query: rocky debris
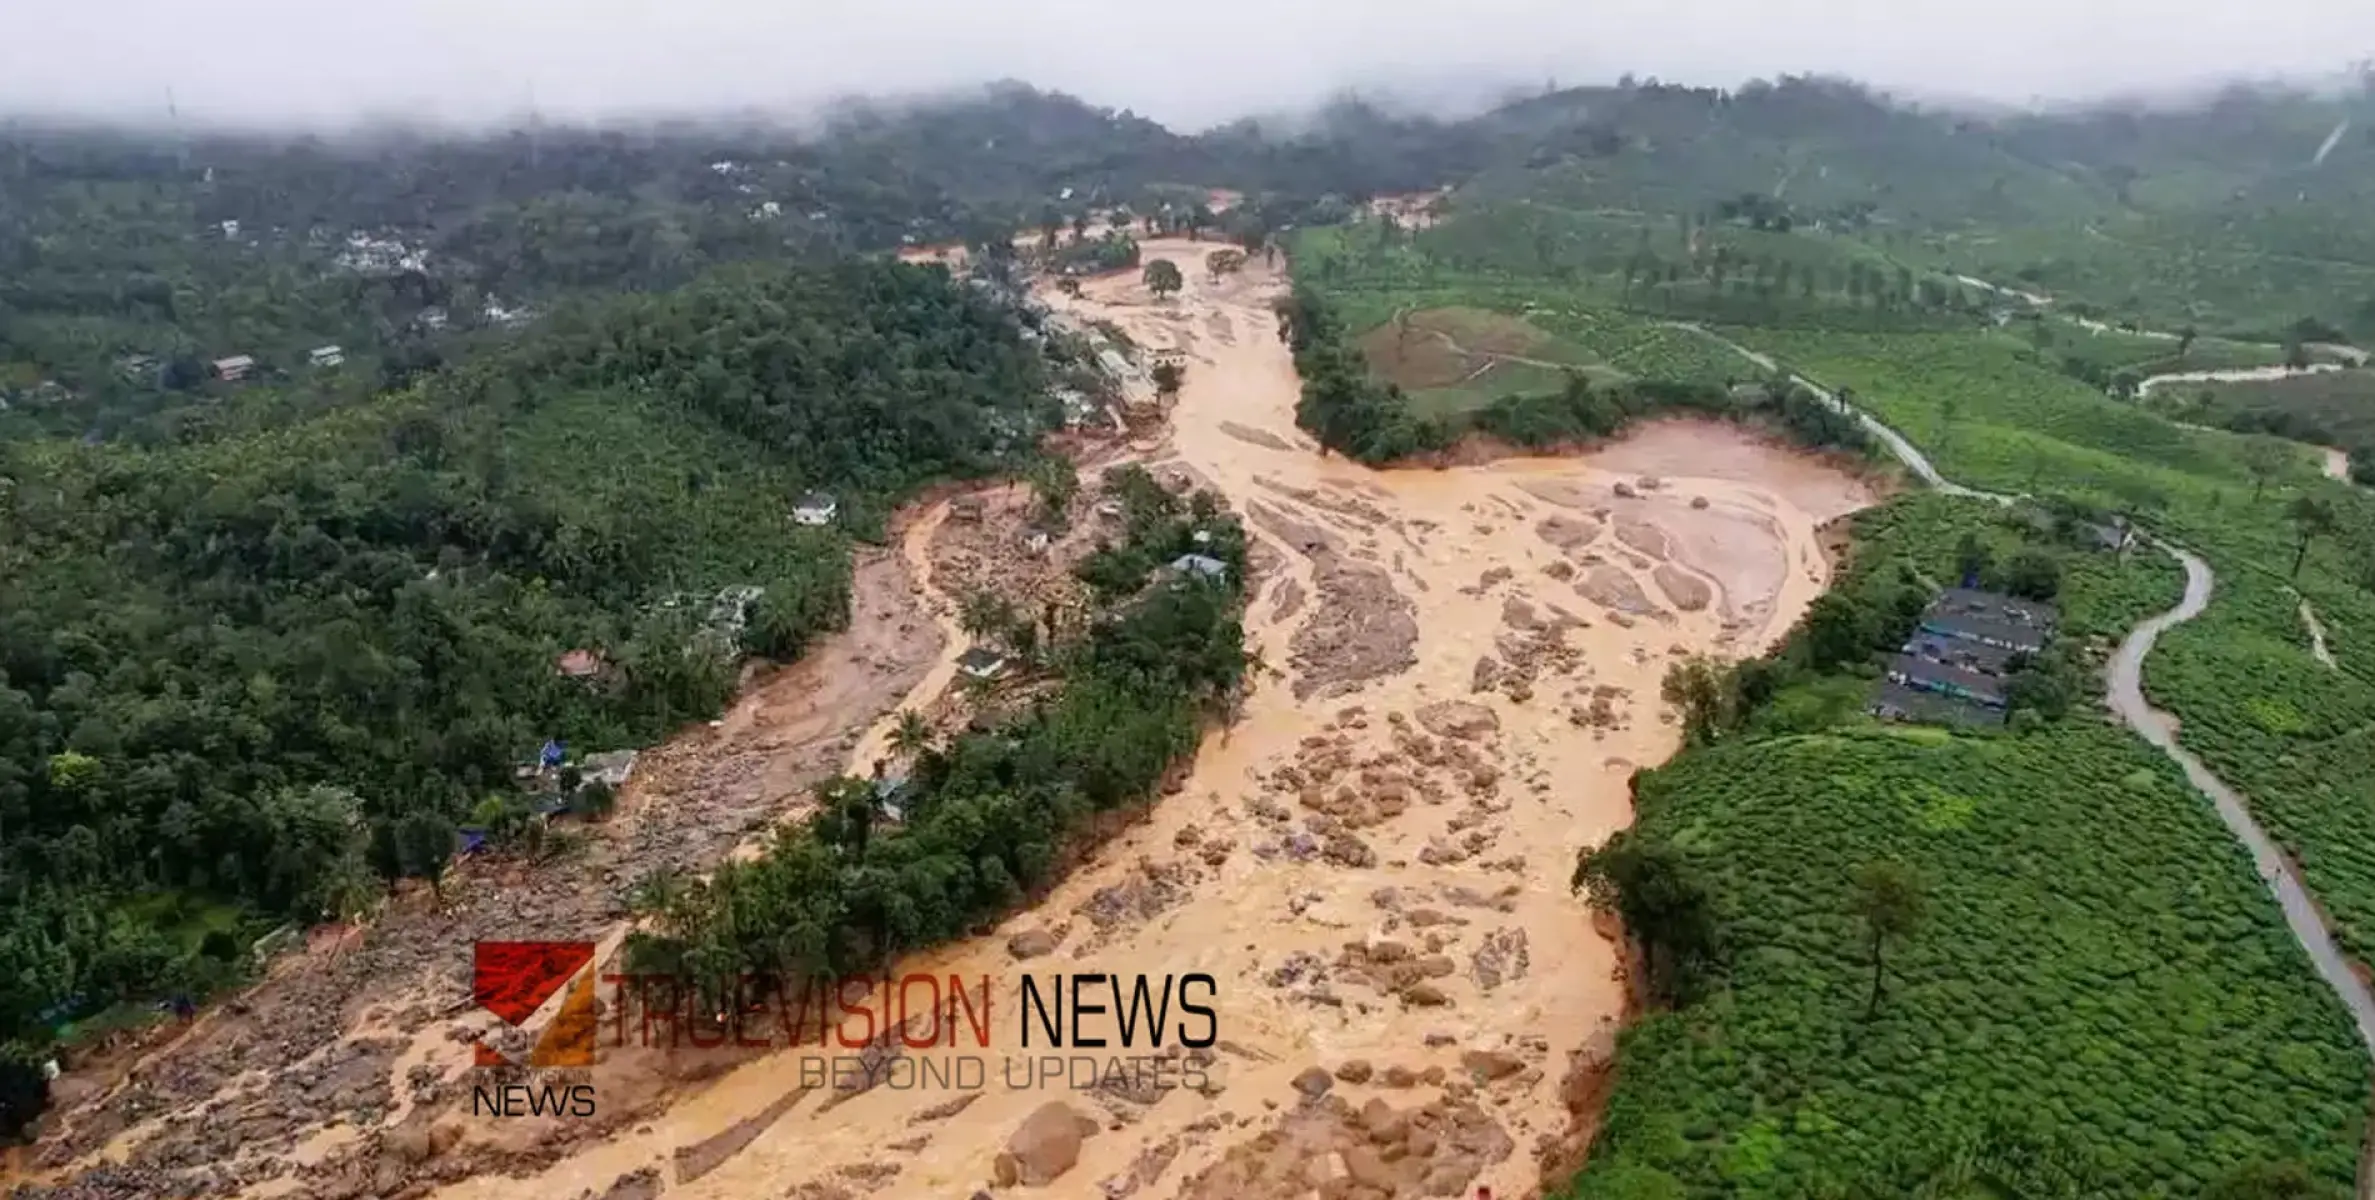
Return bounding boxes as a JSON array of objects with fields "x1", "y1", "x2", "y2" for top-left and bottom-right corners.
[
  {"x1": 1401, "y1": 982, "x2": 1453, "y2": 1008},
  {"x1": 1008, "y1": 928, "x2": 1062, "y2": 960},
  {"x1": 1443, "y1": 884, "x2": 1522, "y2": 913},
  {"x1": 1570, "y1": 684, "x2": 1628, "y2": 731},
  {"x1": 1291, "y1": 1067, "x2": 1335, "y2": 1099},
  {"x1": 1415, "y1": 700, "x2": 1500, "y2": 741},
  {"x1": 1612, "y1": 481, "x2": 1638, "y2": 499},
  {"x1": 1251, "y1": 501, "x2": 1418, "y2": 702},
  {"x1": 1470, "y1": 927, "x2": 1532, "y2": 992},
  {"x1": 1460, "y1": 1049, "x2": 1527, "y2": 1083},
  {"x1": 1690, "y1": 495, "x2": 1712, "y2": 510},
  {"x1": 1333, "y1": 1060, "x2": 1373, "y2": 1085},
  {"x1": 1073, "y1": 858, "x2": 1195, "y2": 944},
  {"x1": 994, "y1": 1101, "x2": 1099, "y2": 1187},
  {"x1": 1534, "y1": 515, "x2": 1601, "y2": 555},
  {"x1": 1334, "y1": 941, "x2": 1462, "y2": 1009},
  {"x1": 1172, "y1": 1089, "x2": 1514, "y2": 1200},
  {"x1": 1099, "y1": 1132, "x2": 1187, "y2": 1199},
  {"x1": 838, "y1": 1161, "x2": 902, "y2": 1190},
  {"x1": 1469, "y1": 654, "x2": 1504, "y2": 694},
  {"x1": 1267, "y1": 951, "x2": 1329, "y2": 989},
  {"x1": 1321, "y1": 830, "x2": 1378, "y2": 869},
  {"x1": 1464, "y1": 566, "x2": 1514, "y2": 596},
  {"x1": 1636, "y1": 475, "x2": 1663, "y2": 490},
  {"x1": 587, "y1": 1167, "x2": 664, "y2": 1200}
]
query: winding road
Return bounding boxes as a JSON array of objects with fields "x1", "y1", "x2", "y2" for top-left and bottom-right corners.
[
  {"x1": 1689, "y1": 326, "x2": 2375, "y2": 1068},
  {"x1": 2108, "y1": 548, "x2": 2375, "y2": 1054}
]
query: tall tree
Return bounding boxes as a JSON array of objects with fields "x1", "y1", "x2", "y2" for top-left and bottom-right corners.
[
  {"x1": 1142, "y1": 258, "x2": 1184, "y2": 299},
  {"x1": 2290, "y1": 495, "x2": 2337, "y2": 578},
  {"x1": 888, "y1": 710, "x2": 934, "y2": 764},
  {"x1": 1660, "y1": 657, "x2": 1734, "y2": 744},
  {"x1": 1851, "y1": 859, "x2": 1926, "y2": 1019},
  {"x1": 2242, "y1": 437, "x2": 2292, "y2": 501},
  {"x1": 396, "y1": 811, "x2": 457, "y2": 900},
  {"x1": 1028, "y1": 456, "x2": 1078, "y2": 522}
]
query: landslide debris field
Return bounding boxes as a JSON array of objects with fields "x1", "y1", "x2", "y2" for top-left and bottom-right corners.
[{"x1": 16, "y1": 241, "x2": 1875, "y2": 1200}]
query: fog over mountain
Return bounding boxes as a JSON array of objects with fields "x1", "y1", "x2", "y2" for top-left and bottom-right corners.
[{"x1": 3, "y1": 0, "x2": 2372, "y2": 129}]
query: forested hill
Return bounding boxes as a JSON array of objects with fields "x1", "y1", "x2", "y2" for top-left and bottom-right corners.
[
  {"x1": 0, "y1": 258, "x2": 1047, "y2": 1050},
  {"x1": 16, "y1": 74, "x2": 2375, "y2": 441}
]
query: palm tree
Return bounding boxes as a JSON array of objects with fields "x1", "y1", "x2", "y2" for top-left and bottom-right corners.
[
  {"x1": 958, "y1": 589, "x2": 1009, "y2": 640},
  {"x1": 888, "y1": 710, "x2": 933, "y2": 763}
]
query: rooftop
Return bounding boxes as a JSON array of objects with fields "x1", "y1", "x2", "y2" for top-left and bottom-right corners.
[
  {"x1": 1887, "y1": 654, "x2": 2007, "y2": 705},
  {"x1": 1936, "y1": 587, "x2": 2056, "y2": 628}
]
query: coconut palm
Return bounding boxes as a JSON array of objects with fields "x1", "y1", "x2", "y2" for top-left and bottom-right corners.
[{"x1": 889, "y1": 710, "x2": 933, "y2": 762}]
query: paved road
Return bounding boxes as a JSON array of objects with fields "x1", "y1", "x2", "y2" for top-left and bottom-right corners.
[
  {"x1": 1690, "y1": 324, "x2": 2375, "y2": 1072},
  {"x1": 2107, "y1": 546, "x2": 2375, "y2": 1056}
]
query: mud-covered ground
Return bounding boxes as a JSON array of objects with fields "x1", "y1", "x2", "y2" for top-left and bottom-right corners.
[{"x1": 13, "y1": 239, "x2": 1875, "y2": 1200}]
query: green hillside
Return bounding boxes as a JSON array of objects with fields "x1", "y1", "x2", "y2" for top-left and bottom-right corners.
[{"x1": 0, "y1": 259, "x2": 1048, "y2": 1049}]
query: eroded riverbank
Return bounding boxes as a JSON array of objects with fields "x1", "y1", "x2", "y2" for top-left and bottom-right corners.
[
  {"x1": 398, "y1": 244, "x2": 1876, "y2": 1200},
  {"x1": 14, "y1": 243, "x2": 1880, "y2": 1200}
]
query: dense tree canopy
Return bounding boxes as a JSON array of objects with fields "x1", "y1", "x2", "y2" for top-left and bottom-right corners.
[{"x1": 0, "y1": 258, "x2": 1047, "y2": 1048}]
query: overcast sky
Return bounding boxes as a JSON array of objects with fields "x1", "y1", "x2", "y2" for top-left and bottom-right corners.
[{"x1": 2, "y1": 0, "x2": 2368, "y2": 130}]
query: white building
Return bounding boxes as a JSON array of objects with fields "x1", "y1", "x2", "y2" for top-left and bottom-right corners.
[
  {"x1": 212, "y1": 355, "x2": 256, "y2": 383},
  {"x1": 309, "y1": 345, "x2": 345, "y2": 368},
  {"x1": 792, "y1": 493, "x2": 839, "y2": 526},
  {"x1": 957, "y1": 646, "x2": 1009, "y2": 680}
]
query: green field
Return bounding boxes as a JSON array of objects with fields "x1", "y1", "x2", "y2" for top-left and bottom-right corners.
[
  {"x1": 2149, "y1": 368, "x2": 2375, "y2": 477},
  {"x1": 1564, "y1": 493, "x2": 2366, "y2": 1198},
  {"x1": 1720, "y1": 323, "x2": 2375, "y2": 975}
]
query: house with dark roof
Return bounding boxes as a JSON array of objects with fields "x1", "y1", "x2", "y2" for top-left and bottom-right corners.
[
  {"x1": 1874, "y1": 586, "x2": 2058, "y2": 725},
  {"x1": 1886, "y1": 654, "x2": 2007, "y2": 709}
]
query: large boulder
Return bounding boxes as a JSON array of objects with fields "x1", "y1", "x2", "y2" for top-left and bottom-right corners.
[
  {"x1": 1416, "y1": 701, "x2": 1500, "y2": 741},
  {"x1": 994, "y1": 1101, "x2": 1098, "y2": 1187},
  {"x1": 1007, "y1": 928, "x2": 1060, "y2": 960}
]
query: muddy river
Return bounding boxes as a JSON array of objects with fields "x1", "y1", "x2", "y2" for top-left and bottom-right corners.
[
  {"x1": 414, "y1": 244, "x2": 1873, "y2": 1200},
  {"x1": 17, "y1": 242, "x2": 1874, "y2": 1200}
]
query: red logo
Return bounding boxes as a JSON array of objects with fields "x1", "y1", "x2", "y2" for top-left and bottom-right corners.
[{"x1": 472, "y1": 941, "x2": 597, "y2": 1068}]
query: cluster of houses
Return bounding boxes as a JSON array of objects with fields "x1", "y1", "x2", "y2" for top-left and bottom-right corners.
[{"x1": 1872, "y1": 587, "x2": 2057, "y2": 726}]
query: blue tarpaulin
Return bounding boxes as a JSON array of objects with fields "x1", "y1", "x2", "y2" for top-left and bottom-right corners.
[{"x1": 540, "y1": 739, "x2": 565, "y2": 768}]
